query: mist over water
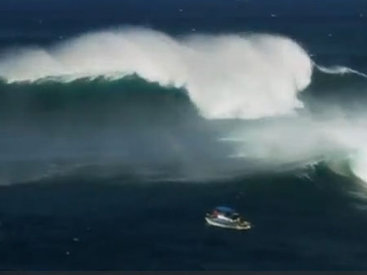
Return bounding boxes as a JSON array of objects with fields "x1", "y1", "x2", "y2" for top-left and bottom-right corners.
[
  {"x1": 1, "y1": 28, "x2": 367, "y2": 185},
  {"x1": 0, "y1": 28, "x2": 312, "y2": 119}
]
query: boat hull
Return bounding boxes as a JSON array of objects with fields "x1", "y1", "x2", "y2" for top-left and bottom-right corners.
[{"x1": 205, "y1": 217, "x2": 251, "y2": 230}]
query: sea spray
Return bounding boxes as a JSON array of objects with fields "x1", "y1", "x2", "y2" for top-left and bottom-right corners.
[
  {"x1": 2, "y1": 28, "x2": 367, "y2": 184},
  {"x1": 0, "y1": 28, "x2": 313, "y2": 119}
]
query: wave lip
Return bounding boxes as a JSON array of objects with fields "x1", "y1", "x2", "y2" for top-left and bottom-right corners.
[{"x1": 0, "y1": 28, "x2": 313, "y2": 120}]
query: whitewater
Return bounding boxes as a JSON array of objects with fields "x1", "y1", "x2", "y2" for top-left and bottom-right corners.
[
  {"x1": 0, "y1": 27, "x2": 313, "y2": 119},
  {"x1": 1, "y1": 27, "x2": 367, "y2": 183}
]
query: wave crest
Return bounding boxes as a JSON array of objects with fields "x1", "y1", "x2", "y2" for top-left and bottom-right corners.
[{"x1": 0, "y1": 28, "x2": 313, "y2": 119}]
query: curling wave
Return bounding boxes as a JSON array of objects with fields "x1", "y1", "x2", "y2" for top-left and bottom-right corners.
[
  {"x1": 1, "y1": 27, "x2": 367, "y2": 185},
  {"x1": 0, "y1": 27, "x2": 313, "y2": 119}
]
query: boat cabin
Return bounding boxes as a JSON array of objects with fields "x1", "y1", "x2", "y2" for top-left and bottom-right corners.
[{"x1": 211, "y1": 206, "x2": 241, "y2": 221}]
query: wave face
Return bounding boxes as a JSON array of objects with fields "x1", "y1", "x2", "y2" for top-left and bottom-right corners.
[
  {"x1": 0, "y1": 28, "x2": 312, "y2": 119},
  {"x1": 0, "y1": 76, "x2": 262, "y2": 185},
  {"x1": 1, "y1": 28, "x2": 367, "y2": 185}
]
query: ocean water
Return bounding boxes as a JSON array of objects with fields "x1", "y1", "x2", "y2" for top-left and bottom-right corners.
[{"x1": 1, "y1": 0, "x2": 367, "y2": 270}]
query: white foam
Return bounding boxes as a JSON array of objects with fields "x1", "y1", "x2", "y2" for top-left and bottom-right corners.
[
  {"x1": 221, "y1": 116, "x2": 367, "y2": 184},
  {"x1": 5, "y1": 27, "x2": 367, "y2": 184},
  {"x1": 316, "y1": 64, "x2": 367, "y2": 79},
  {"x1": 0, "y1": 28, "x2": 313, "y2": 119}
]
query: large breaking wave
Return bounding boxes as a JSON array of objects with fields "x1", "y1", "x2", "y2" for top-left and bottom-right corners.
[
  {"x1": 1, "y1": 27, "x2": 367, "y2": 184},
  {"x1": 0, "y1": 28, "x2": 312, "y2": 119}
]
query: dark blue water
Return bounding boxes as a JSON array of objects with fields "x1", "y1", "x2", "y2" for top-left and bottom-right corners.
[
  {"x1": 0, "y1": 167, "x2": 366, "y2": 270},
  {"x1": 1, "y1": 0, "x2": 367, "y2": 270}
]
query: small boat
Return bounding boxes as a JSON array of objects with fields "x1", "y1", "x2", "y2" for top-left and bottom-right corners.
[{"x1": 205, "y1": 206, "x2": 251, "y2": 230}]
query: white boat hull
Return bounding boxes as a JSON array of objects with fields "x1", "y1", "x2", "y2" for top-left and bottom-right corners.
[{"x1": 205, "y1": 217, "x2": 251, "y2": 230}]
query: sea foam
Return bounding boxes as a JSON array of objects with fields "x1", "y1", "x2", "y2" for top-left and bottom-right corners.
[
  {"x1": 0, "y1": 28, "x2": 313, "y2": 119},
  {"x1": 2, "y1": 27, "x2": 367, "y2": 185}
]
